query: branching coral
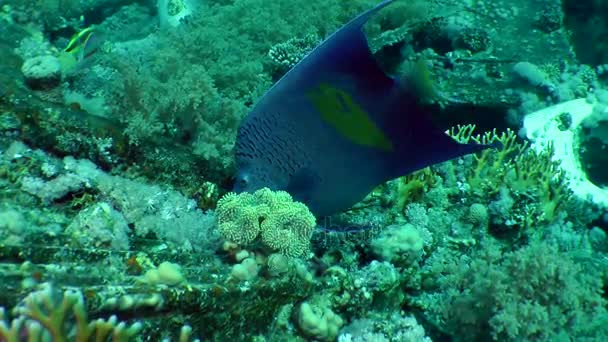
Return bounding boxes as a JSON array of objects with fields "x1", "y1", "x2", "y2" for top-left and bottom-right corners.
[
  {"x1": 0, "y1": 285, "x2": 142, "y2": 342},
  {"x1": 449, "y1": 125, "x2": 526, "y2": 192},
  {"x1": 449, "y1": 125, "x2": 572, "y2": 228},
  {"x1": 393, "y1": 167, "x2": 437, "y2": 212}
]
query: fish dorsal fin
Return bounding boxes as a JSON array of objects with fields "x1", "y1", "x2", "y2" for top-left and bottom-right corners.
[
  {"x1": 270, "y1": 0, "x2": 397, "y2": 93},
  {"x1": 266, "y1": 0, "x2": 398, "y2": 152}
]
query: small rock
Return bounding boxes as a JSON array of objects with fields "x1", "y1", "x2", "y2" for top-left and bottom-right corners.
[{"x1": 21, "y1": 55, "x2": 62, "y2": 90}]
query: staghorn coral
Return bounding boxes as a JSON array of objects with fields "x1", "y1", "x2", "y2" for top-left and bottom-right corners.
[
  {"x1": 449, "y1": 124, "x2": 526, "y2": 193},
  {"x1": 449, "y1": 125, "x2": 573, "y2": 230}
]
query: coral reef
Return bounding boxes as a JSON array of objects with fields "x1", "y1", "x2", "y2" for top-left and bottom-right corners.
[
  {"x1": 0, "y1": 284, "x2": 142, "y2": 342},
  {"x1": 0, "y1": 0, "x2": 607, "y2": 341}
]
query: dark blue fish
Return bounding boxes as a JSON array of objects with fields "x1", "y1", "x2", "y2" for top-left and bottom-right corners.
[{"x1": 233, "y1": 0, "x2": 490, "y2": 216}]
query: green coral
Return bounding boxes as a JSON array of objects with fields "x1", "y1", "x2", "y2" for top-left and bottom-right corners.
[
  {"x1": 449, "y1": 125, "x2": 526, "y2": 193},
  {"x1": 216, "y1": 188, "x2": 316, "y2": 258},
  {"x1": 0, "y1": 285, "x2": 142, "y2": 342},
  {"x1": 449, "y1": 125, "x2": 572, "y2": 228},
  {"x1": 268, "y1": 33, "x2": 320, "y2": 72},
  {"x1": 417, "y1": 240, "x2": 608, "y2": 341}
]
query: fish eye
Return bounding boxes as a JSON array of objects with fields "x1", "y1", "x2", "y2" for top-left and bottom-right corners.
[
  {"x1": 232, "y1": 174, "x2": 249, "y2": 193},
  {"x1": 235, "y1": 173, "x2": 249, "y2": 189}
]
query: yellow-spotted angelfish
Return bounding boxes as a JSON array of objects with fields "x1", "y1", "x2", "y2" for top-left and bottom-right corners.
[{"x1": 233, "y1": 0, "x2": 491, "y2": 217}]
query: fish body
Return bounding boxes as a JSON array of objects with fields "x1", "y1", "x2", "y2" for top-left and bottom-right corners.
[
  {"x1": 59, "y1": 26, "x2": 104, "y2": 75},
  {"x1": 234, "y1": 0, "x2": 490, "y2": 216}
]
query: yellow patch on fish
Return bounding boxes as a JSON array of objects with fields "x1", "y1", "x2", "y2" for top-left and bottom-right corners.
[
  {"x1": 64, "y1": 26, "x2": 96, "y2": 55},
  {"x1": 308, "y1": 83, "x2": 393, "y2": 151}
]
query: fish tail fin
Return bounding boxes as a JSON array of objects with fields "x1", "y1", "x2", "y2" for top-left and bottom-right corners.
[
  {"x1": 393, "y1": 103, "x2": 490, "y2": 171},
  {"x1": 383, "y1": 63, "x2": 494, "y2": 176},
  {"x1": 336, "y1": 0, "x2": 490, "y2": 167}
]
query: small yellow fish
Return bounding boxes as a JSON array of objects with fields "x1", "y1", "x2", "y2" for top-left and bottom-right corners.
[
  {"x1": 58, "y1": 26, "x2": 101, "y2": 75},
  {"x1": 64, "y1": 26, "x2": 96, "y2": 57}
]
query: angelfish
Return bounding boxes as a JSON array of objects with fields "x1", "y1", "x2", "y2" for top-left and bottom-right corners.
[{"x1": 233, "y1": 0, "x2": 491, "y2": 216}]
